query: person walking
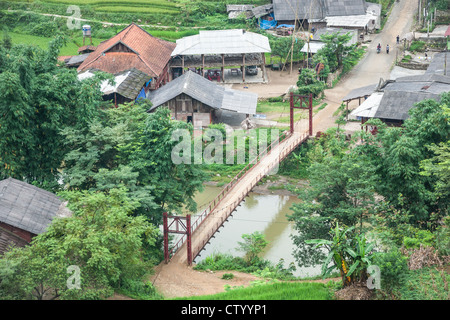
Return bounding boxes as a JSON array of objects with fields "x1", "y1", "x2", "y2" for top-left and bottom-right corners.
[
  {"x1": 386, "y1": 44, "x2": 390, "y2": 54},
  {"x1": 396, "y1": 35, "x2": 400, "y2": 44}
]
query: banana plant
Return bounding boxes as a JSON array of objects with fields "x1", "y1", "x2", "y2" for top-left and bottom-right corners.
[
  {"x1": 306, "y1": 222, "x2": 355, "y2": 286},
  {"x1": 344, "y1": 233, "x2": 375, "y2": 283}
]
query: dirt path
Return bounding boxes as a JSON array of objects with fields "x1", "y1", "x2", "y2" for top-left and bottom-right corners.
[
  {"x1": 152, "y1": 1, "x2": 418, "y2": 300},
  {"x1": 150, "y1": 262, "x2": 261, "y2": 298},
  {"x1": 312, "y1": 0, "x2": 418, "y2": 133}
]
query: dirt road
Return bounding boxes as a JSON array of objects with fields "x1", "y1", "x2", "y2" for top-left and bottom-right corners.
[
  {"x1": 313, "y1": 0, "x2": 418, "y2": 133},
  {"x1": 150, "y1": 0, "x2": 418, "y2": 299}
]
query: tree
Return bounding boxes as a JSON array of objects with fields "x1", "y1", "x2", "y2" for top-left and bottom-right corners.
[
  {"x1": 288, "y1": 130, "x2": 377, "y2": 267},
  {"x1": 134, "y1": 107, "x2": 207, "y2": 219},
  {"x1": 236, "y1": 231, "x2": 269, "y2": 265},
  {"x1": 296, "y1": 68, "x2": 326, "y2": 98},
  {"x1": 0, "y1": 36, "x2": 107, "y2": 189},
  {"x1": 61, "y1": 104, "x2": 207, "y2": 224},
  {"x1": 420, "y1": 105, "x2": 450, "y2": 212},
  {"x1": 0, "y1": 188, "x2": 160, "y2": 300},
  {"x1": 361, "y1": 94, "x2": 450, "y2": 225},
  {"x1": 1, "y1": 29, "x2": 12, "y2": 50},
  {"x1": 317, "y1": 31, "x2": 353, "y2": 71}
]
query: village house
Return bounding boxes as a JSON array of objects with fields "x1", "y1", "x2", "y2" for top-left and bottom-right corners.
[
  {"x1": 77, "y1": 23, "x2": 176, "y2": 104},
  {"x1": 347, "y1": 52, "x2": 450, "y2": 126},
  {"x1": 169, "y1": 29, "x2": 271, "y2": 83},
  {"x1": 0, "y1": 178, "x2": 71, "y2": 255},
  {"x1": 301, "y1": 27, "x2": 358, "y2": 57},
  {"x1": 272, "y1": 0, "x2": 380, "y2": 34},
  {"x1": 146, "y1": 70, "x2": 258, "y2": 128}
]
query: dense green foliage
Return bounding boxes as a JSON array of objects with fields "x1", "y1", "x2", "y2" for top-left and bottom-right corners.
[
  {"x1": 61, "y1": 103, "x2": 207, "y2": 223},
  {"x1": 0, "y1": 40, "x2": 207, "y2": 299},
  {"x1": 0, "y1": 35, "x2": 106, "y2": 188},
  {"x1": 0, "y1": 188, "x2": 161, "y2": 300},
  {"x1": 297, "y1": 31, "x2": 364, "y2": 97},
  {"x1": 288, "y1": 93, "x2": 450, "y2": 299}
]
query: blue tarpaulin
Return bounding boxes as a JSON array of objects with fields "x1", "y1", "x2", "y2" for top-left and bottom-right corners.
[
  {"x1": 135, "y1": 87, "x2": 146, "y2": 102},
  {"x1": 259, "y1": 13, "x2": 277, "y2": 29},
  {"x1": 276, "y1": 24, "x2": 295, "y2": 29},
  {"x1": 136, "y1": 78, "x2": 152, "y2": 102}
]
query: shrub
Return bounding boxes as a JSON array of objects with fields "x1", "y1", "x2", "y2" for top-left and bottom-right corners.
[
  {"x1": 409, "y1": 41, "x2": 426, "y2": 52},
  {"x1": 119, "y1": 279, "x2": 163, "y2": 300},
  {"x1": 435, "y1": 216, "x2": 450, "y2": 256},
  {"x1": 373, "y1": 249, "x2": 409, "y2": 295},
  {"x1": 297, "y1": 68, "x2": 326, "y2": 98},
  {"x1": 221, "y1": 273, "x2": 234, "y2": 280},
  {"x1": 29, "y1": 21, "x2": 60, "y2": 37},
  {"x1": 236, "y1": 231, "x2": 269, "y2": 265},
  {"x1": 399, "y1": 267, "x2": 450, "y2": 300},
  {"x1": 402, "y1": 229, "x2": 435, "y2": 249}
]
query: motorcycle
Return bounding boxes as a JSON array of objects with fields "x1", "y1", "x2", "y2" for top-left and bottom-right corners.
[{"x1": 377, "y1": 47, "x2": 381, "y2": 54}]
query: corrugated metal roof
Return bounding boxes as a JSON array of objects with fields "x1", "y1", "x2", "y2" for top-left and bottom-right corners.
[
  {"x1": 343, "y1": 83, "x2": 378, "y2": 101},
  {"x1": 252, "y1": 4, "x2": 273, "y2": 18},
  {"x1": 0, "y1": 178, "x2": 64, "y2": 235},
  {"x1": 313, "y1": 27, "x2": 358, "y2": 44},
  {"x1": 349, "y1": 74, "x2": 450, "y2": 121},
  {"x1": 325, "y1": 14, "x2": 375, "y2": 27},
  {"x1": 300, "y1": 41, "x2": 326, "y2": 53},
  {"x1": 78, "y1": 68, "x2": 149, "y2": 99},
  {"x1": 147, "y1": 71, "x2": 257, "y2": 115},
  {"x1": 66, "y1": 53, "x2": 90, "y2": 67},
  {"x1": 350, "y1": 92, "x2": 383, "y2": 117},
  {"x1": 425, "y1": 52, "x2": 450, "y2": 76},
  {"x1": 171, "y1": 29, "x2": 271, "y2": 56},
  {"x1": 147, "y1": 71, "x2": 224, "y2": 110},
  {"x1": 374, "y1": 90, "x2": 439, "y2": 121},
  {"x1": 222, "y1": 88, "x2": 258, "y2": 114},
  {"x1": 227, "y1": 5, "x2": 254, "y2": 12},
  {"x1": 273, "y1": 0, "x2": 366, "y2": 21}
]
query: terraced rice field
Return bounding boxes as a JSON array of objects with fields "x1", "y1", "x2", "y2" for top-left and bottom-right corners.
[{"x1": 6, "y1": 0, "x2": 181, "y2": 15}]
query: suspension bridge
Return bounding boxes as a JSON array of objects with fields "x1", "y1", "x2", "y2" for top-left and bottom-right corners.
[{"x1": 163, "y1": 93, "x2": 313, "y2": 266}]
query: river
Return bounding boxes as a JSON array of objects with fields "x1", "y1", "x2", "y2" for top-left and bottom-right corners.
[{"x1": 190, "y1": 185, "x2": 321, "y2": 278}]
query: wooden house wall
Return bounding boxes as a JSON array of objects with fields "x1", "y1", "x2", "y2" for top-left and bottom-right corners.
[
  {"x1": 164, "y1": 93, "x2": 214, "y2": 126},
  {"x1": 106, "y1": 42, "x2": 134, "y2": 53},
  {"x1": 0, "y1": 222, "x2": 32, "y2": 255}
]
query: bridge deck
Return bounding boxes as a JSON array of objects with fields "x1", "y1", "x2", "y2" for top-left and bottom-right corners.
[{"x1": 170, "y1": 131, "x2": 308, "y2": 265}]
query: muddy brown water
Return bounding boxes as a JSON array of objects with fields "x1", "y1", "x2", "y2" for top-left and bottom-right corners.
[{"x1": 184, "y1": 185, "x2": 321, "y2": 278}]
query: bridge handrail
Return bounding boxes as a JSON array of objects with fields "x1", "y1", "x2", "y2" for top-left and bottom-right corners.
[
  {"x1": 168, "y1": 131, "x2": 307, "y2": 259},
  {"x1": 190, "y1": 132, "x2": 308, "y2": 257}
]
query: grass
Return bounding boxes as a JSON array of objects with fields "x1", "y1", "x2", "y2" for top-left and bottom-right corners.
[
  {"x1": 8, "y1": 32, "x2": 105, "y2": 55},
  {"x1": 94, "y1": 6, "x2": 179, "y2": 15},
  {"x1": 173, "y1": 281, "x2": 331, "y2": 300},
  {"x1": 409, "y1": 40, "x2": 426, "y2": 53},
  {"x1": 256, "y1": 100, "x2": 290, "y2": 114},
  {"x1": 31, "y1": 0, "x2": 181, "y2": 14}
]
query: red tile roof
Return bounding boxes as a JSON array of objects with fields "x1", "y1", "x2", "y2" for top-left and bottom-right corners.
[
  {"x1": 77, "y1": 23, "x2": 176, "y2": 77},
  {"x1": 445, "y1": 24, "x2": 450, "y2": 37}
]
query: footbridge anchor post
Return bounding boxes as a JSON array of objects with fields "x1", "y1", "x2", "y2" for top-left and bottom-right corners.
[
  {"x1": 290, "y1": 92, "x2": 313, "y2": 135},
  {"x1": 163, "y1": 212, "x2": 192, "y2": 265}
]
